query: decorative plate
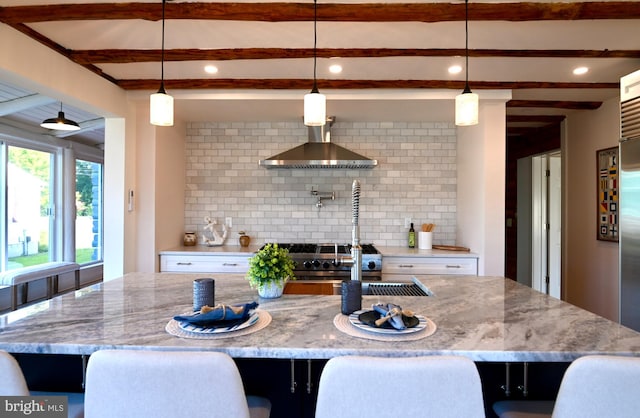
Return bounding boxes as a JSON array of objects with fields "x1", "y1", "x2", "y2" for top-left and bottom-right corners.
[
  {"x1": 348, "y1": 309, "x2": 428, "y2": 335},
  {"x1": 178, "y1": 311, "x2": 259, "y2": 334}
]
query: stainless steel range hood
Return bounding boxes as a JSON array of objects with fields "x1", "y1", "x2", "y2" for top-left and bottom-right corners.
[{"x1": 259, "y1": 117, "x2": 377, "y2": 169}]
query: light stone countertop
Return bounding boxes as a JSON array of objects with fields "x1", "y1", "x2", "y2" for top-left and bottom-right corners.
[
  {"x1": 374, "y1": 246, "x2": 479, "y2": 258},
  {"x1": 159, "y1": 244, "x2": 479, "y2": 258},
  {"x1": 1, "y1": 273, "x2": 639, "y2": 362},
  {"x1": 159, "y1": 245, "x2": 261, "y2": 256}
]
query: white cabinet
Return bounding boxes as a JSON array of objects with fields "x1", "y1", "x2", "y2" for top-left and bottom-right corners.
[
  {"x1": 382, "y1": 256, "x2": 478, "y2": 277},
  {"x1": 160, "y1": 254, "x2": 250, "y2": 273}
]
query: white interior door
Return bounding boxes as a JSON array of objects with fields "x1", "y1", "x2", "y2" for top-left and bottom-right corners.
[
  {"x1": 531, "y1": 156, "x2": 547, "y2": 294},
  {"x1": 531, "y1": 152, "x2": 562, "y2": 298},
  {"x1": 548, "y1": 154, "x2": 562, "y2": 298}
]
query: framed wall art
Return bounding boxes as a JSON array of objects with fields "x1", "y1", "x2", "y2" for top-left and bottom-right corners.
[{"x1": 597, "y1": 146, "x2": 619, "y2": 242}]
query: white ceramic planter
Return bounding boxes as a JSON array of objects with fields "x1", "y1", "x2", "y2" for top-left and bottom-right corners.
[{"x1": 258, "y1": 279, "x2": 286, "y2": 299}]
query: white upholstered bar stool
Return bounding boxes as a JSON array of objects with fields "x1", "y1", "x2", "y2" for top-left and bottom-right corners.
[
  {"x1": 84, "y1": 349, "x2": 271, "y2": 418},
  {"x1": 0, "y1": 350, "x2": 85, "y2": 418},
  {"x1": 552, "y1": 355, "x2": 640, "y2": 418},
  {"x1": 315, "y1": 355, "x2": 486, "y2": 418},
  {"x1": 0, "y1": 349, "x2": 30, "y2": 396},
  {"x1": 493, "y1": 355, "x2": 640, "y2": 418}
]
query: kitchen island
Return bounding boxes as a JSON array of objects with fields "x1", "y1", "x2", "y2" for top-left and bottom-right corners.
[{"x1": 1, "y1": 272, "x2": 639, "y2": 362}]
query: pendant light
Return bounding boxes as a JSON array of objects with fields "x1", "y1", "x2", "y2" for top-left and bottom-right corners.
[
  {"x1": 40, "y1": 103, "x2": 80, "y2": 131},
  {"x1": 303, "y1": 0, "x2": 326, "y2": 126},
  {"x1": 455, "y1": 0, "x2": 479, "y2": 126},
  {"x1": 150, "y1": 0, "x2": 174, "y2": 126}
]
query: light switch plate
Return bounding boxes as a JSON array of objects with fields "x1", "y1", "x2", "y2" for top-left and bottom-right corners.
[
  {"x1": 225, "y1": 217, "x2": 232, "y2": 228},
  {"x1": 404, "y1": 217, "x2": 411, "y2": 228}
]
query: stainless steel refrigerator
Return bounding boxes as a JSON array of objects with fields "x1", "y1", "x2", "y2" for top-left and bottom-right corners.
[
  {"x1": 620, "y1": 137, "x2": 640, "y2": 331},
  {"x1": 620, "y1": 69, "x2": 640, "y2": 331}
]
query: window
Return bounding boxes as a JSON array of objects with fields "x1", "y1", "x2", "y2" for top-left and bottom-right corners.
[
  {"x1": 75, "y1": 159, "x2": 103, "y2": 264},
  {"x1": 6, "y1": 146, "x2": 54, "y2": 270},
  {"x1": 0, "y1": 138, "x2": 104, "y2": 272}
]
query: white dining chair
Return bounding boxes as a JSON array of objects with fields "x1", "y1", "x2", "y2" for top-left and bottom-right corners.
[
  {"x1": 0, "y1": 350, "x2": 85, "y2": 418},
  {"x1": 315, "y1": 355, "x2": 486, "y2": 418},
  {"x1": 493, "y1": 355, "x2": 640, "y2": 418},
  {"x1": 83, "y1": 349, "x2": 271, "y2": 418}
]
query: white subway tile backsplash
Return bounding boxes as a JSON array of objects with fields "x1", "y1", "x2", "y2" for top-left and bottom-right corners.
[{"x1": 184, "y1": 120, "x2": 457, "y2": 246}]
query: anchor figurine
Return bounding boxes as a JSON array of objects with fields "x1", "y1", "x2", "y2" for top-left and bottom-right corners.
[{"x1": 202, "y1": 216, "x2": 228, "y2": 246}]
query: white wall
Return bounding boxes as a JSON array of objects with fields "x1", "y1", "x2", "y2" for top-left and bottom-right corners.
[
  {"x1": 564, "y1": 97, "x2": 620, "y2": 321},
  {"x1": 123, "y1": 102, "x2": 186, "y2": 273},
  {"x1": 153, "y1": 119, "x2": 186, "y2": 271},
  {"x1": 103, "y1": 118, "x2": 128, "y2": 280},
  {"x1": 457, "y1": 101, "x2": 507, "y2": 276}
]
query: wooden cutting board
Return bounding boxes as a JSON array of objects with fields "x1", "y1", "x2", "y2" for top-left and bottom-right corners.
[{"x1": 432, "y1": 245, "x2": 470, "y2": 252}]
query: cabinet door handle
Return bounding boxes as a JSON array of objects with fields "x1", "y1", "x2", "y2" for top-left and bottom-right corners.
[
  {"x1": 176, "y1": 262, "x2": 192, "y2": 265},
  {"x1": 290, "y1": 359, "x2": 297, "y2": 393},
  {"x1": 446, "y1": 265, "x2": 461, "y2": 269},
  {"x1": 222, "y1": 263, "x2": 238, "y2": 266},
  {"x1": 398, "y1": 264, "x2": 414, "y2": 268},
  {"x1": 307, "y1": 359, "x2": 312, "y2": 394}
]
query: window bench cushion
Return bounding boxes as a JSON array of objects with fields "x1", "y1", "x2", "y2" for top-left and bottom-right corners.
[
  {"x1": 0, "y1": 262, "x2": 80, "y2": 287},
  {"x1": 0, "y1": 262, "x2": 80, "y2": 311}
]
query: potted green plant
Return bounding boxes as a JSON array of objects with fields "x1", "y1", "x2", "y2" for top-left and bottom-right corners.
[{"x1": 246, "y1": 243, "x2": 296, "y2": 298}]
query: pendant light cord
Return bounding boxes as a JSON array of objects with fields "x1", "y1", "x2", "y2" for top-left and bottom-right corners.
[
  {"x1": 464, "y1": 0, "x2": 471, "y2": 93},
  {"x1": 312, "y1": 0, "x2": 318, "y2": 92},
  {"x1": 160, "y1": 0, "x2": 166, "y2": 93}
]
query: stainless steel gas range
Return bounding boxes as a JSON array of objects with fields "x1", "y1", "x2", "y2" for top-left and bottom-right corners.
[{"x1": 262, "y1": 243, "x2": 382, "y2": 281}]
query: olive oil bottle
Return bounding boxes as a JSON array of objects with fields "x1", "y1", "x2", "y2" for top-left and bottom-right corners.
[{"x1": 408, "y1": 223, "x2": 416, "y2": 248}]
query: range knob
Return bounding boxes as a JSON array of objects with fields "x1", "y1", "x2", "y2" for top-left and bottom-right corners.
[
  {"x1": 312, "y1": 260, "x2": 320, "y2": 268},
  {"x1": 367, "y1": 261, "x2": 377, "y2": 270},
  {"x1": 303, "y1": 261, "x2": 312, "y2": 269},
  {"x1": 322, "y1": 261, "x2": 331, "y2": 269}
]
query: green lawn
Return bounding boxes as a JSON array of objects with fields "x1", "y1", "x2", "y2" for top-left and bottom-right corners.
[{"x1": 8, "y1": 248, "x2": 96, "y2": 268}]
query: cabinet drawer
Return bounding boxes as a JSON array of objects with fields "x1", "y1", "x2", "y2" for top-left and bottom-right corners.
[
  {"x1": 382, "y1": 257, "x2": 478, "y2": 276},
  {"x1": 160, "y1": 255, "x2": 249, "y2": 273}
]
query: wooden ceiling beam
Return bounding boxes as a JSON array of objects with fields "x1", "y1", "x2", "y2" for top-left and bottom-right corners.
[
  {"x1": 507, "y1": 127, "x2": 541, "y2": 136},
  {"x1": 507, "y1": 123, "x2": 562, "y2": 136},
  {"x1": 506, "y1": 115, "x2": 566, "y2": 123},
  {"x1": 116, "y1": 78, "x2": 617, "y2": 90},
  {"x1": 70, "y1": 48, "x2": 640, "y2": 64},
  {"x1": 507, "y1": 100, "x2": 602, "y2": 109},
  {"x1": 2, "y1": 2, "x2": 640, "y2": 23}
]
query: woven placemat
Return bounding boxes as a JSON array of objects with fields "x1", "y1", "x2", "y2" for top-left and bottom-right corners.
[
  {"x1": 333, "y1": 313, "x2": 437, "y2": 342},
  {"x1": 166, "y1": 309, "x2": 272, "y2": 340}
]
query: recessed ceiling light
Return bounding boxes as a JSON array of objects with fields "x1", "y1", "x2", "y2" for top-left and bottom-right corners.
[
  {"x1": 204, "y1": 65, "x2": 218, "y2": 74},
  {"x1": 329, "y1": 64, "x2": 343, "y2": 74},
  {"x1": 448, "y1": 65, "x2": 462, "y2": 75},
  {"x1": 573, "y1": 66, "x2": 589, "y2": 75}
]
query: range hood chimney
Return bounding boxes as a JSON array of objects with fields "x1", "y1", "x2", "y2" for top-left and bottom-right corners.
[{"x1": 259, "y1": 117, "x2": 378, "y2": 169}]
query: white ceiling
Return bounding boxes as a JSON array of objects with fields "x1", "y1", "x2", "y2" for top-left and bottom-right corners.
[{"x1": 1, "y1": 0, "x2": 639, "y2": 147}]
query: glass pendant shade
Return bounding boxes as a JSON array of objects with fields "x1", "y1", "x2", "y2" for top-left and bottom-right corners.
[
  {"x1": 150, "y1": 90, "x2": 174, "y2": 126},
  {"x1": 303, "y1": 0, "x2": 326, "y2": 127},
  {"x1": 455, "y1": 0, "x2": 478, "y2": 127},
  {"x1": 40, "y1": 110, "x2": 80, "y2": 131},
  {"x1": 150, "y1": 0, "x2": 173, "y2": 127},
  {"x1": 455, "y1": 90, "x2": 479, "y2": 126},
  {"x1": 304, "y1": 90, "x2": 326, "y2": 126}
]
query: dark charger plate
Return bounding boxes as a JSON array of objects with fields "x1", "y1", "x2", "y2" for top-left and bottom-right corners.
[{"x1": 358, "y1": 310, "x2": 419, "y2": 329}]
